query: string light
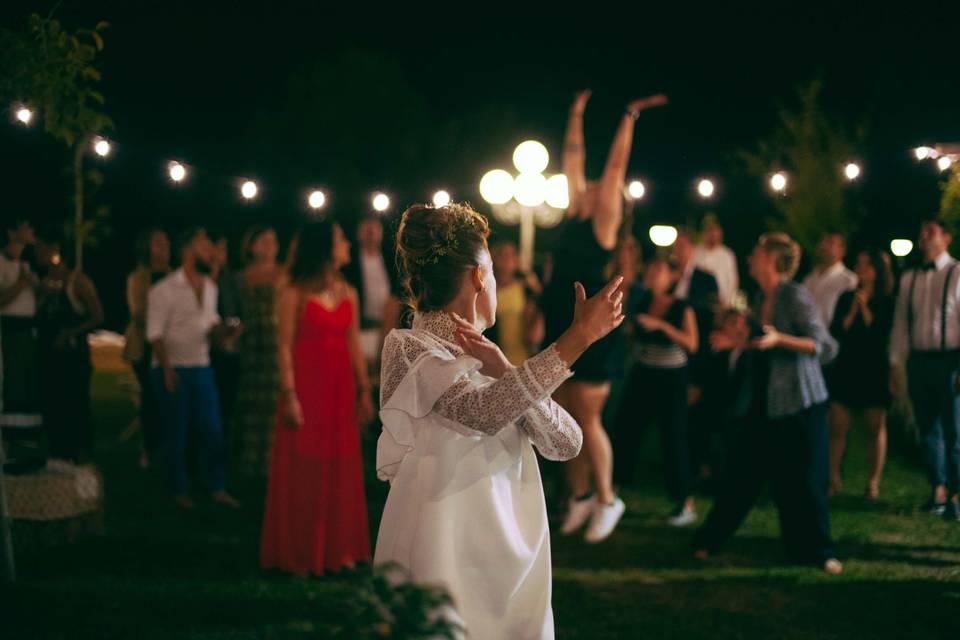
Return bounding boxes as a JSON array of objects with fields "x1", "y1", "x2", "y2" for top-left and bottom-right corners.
[
  {"x1": 770, "y1": 172, "x2": 787, "y2": 192},
  {"x1": 890, "y1": 239, "x2": 913, "y2": 257},
  {"x1": 627, "y1": 180, "x2": 645, "y2": 200},
  {"x1": 432, "y1": 190, "x2": 451, "y2": 207},
  {"x1": 308, "y1": 190, "x2": 326, "y2": 209},
  {"x1": 240, "y1": 180, "x2": 258, "y2": 200},
  {"x1": 15, "y1": 107, "x2": 33, "y2": 125},
  {"x1": 168, "y1": 161, "x2": 187, "y2": 183},
  {"x1": 938, "y1": 156, "x2": 953, "y2": 172},
  {"x1": 372, "y1": 192, "x2": 390, "y2": 212},
  {"x1": 649, "y1": 225, "x2": 678, "y2": 247},
  {"x1": 697, "y1": 179, "x2": 715, "y2": 199},
  {"x1": 93, "y1": 137, "x2": 111, "y2": 157},
  {"x1": 844, "y1": 162, "x2": 861, "y2": 181}
]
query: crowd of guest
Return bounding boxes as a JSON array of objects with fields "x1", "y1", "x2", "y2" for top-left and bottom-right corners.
[{"x1": 3, "y1": 197, "x2": 958, "y2": 581}]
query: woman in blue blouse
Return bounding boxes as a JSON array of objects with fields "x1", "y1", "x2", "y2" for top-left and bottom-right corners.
[{"x1": 693, "y1": 232, "x2": 843, "y2": 574}]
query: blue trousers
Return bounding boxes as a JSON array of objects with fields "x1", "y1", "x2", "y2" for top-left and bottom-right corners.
[
  {"x1": 151, "y1": 366, "x2": 226, "y2": 495},
  {"x1": 907, "y1": 353, "x2": 960, "y2": 495}
]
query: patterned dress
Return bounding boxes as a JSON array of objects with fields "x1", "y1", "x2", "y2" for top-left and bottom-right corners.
[{"x1": 233, "y1": 283, "x2": 280, "y2": 476}]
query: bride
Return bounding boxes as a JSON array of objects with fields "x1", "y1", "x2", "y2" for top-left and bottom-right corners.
[{"x1": 374, "y1": 202, "x2": 624, "y2": 639}]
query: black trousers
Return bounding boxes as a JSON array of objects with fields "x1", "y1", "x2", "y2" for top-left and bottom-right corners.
[
  {"x1": 613, "y1": 364, "x2": 693, "y2": 504},
  {"x1": 42, "y1": 343, "x2": 92, "y2": 462},
  {"x1": 907, "y1": 352, "x2": 960, "y2": 496},
  {"x1": 693, "y1": 402, "x2": 835, "y2": 564}
]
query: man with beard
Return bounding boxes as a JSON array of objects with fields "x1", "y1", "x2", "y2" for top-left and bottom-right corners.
[{"x1": 147, "y1": 227, "x2": 241, "y2": 510}]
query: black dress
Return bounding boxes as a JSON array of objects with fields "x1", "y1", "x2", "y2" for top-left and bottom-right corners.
[
  {"x1": 828, "y1": 291, "x2": 894, "y2": 410},
  {"x1": 540, "y1": 217, "x2": 624, "y2": 382}
]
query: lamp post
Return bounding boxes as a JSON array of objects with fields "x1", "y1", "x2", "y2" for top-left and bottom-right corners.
[{"x1": 479, "y1": 141, "x2": 565, "y2": 272}]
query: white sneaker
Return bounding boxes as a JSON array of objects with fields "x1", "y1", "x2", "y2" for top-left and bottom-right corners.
[
  {"x1": 584, "y1": 497, "x2": 625, "y2": 544},
  {"x1": 666, "y1": 507, "x2": 698, "y2": 528},
  {"x1": 560, "y1": 495, "x2": 596, "y2": 535}
]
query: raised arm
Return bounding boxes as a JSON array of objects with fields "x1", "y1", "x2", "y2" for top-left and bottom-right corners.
[
  {"x1": 595, "y1": 94, "x2": 668, "y2": 249},
  {"x1": 563, "y1": 90, "x2": 591, "y2": 218}
]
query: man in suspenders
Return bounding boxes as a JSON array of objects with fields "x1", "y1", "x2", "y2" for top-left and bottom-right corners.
[{"x1": 890, "y1": 218, "x2": 960, "y2": 521}]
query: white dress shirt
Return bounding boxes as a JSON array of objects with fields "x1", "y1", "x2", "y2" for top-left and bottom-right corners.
[
  {"x1": 0, "y1": 253, "x2": 36, "y2": 317},
  {"x1": 693, "y1": 244, "x2": 739, "y2": 307},
  {"x1": 890, "y1": 252, "x2": 960, "y2": 366},
  {"x1": 673, "y1": 262, "x2": 695, "y2": 300},
  {"x1": 803, "y1": 261, "x2": 858, "y2": 326},
  {"x1": 146, "y1": 269, "x2": 220, "y2": 368},
  {"x1": 360, "y1": 251, "x2": 390, "y2": 323}
]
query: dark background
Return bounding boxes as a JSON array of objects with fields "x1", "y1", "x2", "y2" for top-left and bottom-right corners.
[{"x1": 2, "y1": 2, "x2": 959, "y2": 329}]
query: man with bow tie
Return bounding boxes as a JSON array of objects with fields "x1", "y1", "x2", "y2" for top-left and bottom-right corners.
[{"x1": 890, "y1": 218, "x2": 960, "y2": 522}]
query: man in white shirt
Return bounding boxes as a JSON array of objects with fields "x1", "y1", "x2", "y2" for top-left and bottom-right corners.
[
  {"x1": 0, "y1": 216, "x2": 44, "y2": 472},
  {"x1": 345, "y1": 213, "x2": 400, "y2": 370},
  {"x1": 692, "y1": 217, "x2": 739, "y2": 308},
  {"x1": 803, "y1": 233, "x2": 858, "y2": 327},
  {"x1": 890, "y1": 218, "x2": 960, "y2": 522},
  {"x1": 148, "y1": 227, "x2": 241, "y2": 510}
]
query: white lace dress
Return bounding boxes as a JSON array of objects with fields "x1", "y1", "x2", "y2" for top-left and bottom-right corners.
[{"x1": 374, "y1": 311, "x2": 583, "y2": 640}]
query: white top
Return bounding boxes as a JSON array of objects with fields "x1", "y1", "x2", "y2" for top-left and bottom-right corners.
[
  {"x1": 360, "y1": 251, "x2": 391, "y2": 322},
  {"x1": 693, "y1": 244, "x2": 739, "y2": 307},
  {"x1": 146, "y1": 269, "x2": 220, "y2": 368},
  {"x1": 803, "y1": 261, "x2": 858, "y2": 326},
  {"x1": 890, "y1": 252, "x2": 960, "y2": 365},
  {"x1": 673, "y1": 262, "x2": 696, "y2": 300},
  {"x1": 0, "y1": 253, "x2": 36, "y2": 317},
  {"x1": 375, "y1": 312, "x2": 582, "y2": 640}
]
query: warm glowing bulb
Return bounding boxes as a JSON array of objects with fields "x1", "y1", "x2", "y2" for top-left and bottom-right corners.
[
  {"x1": 372, "y1": 193, "x2": 390, "y2": 212},
  {"x1": 914, "y1": 146, "x2": 932, "y2": 161},
  {"x1": 513, "y1": 173, "x2": 547, "y2": 207},
  {"x1": 844, "y1": 163, "x2": 861, "y2": 180},
  {"x1": 890, "y1": 239, "x2": 913, "y2": 257},
  {"x1": 649, "y1": 225, "x2": 679, "y2": 247},
  {"x1": 15, "y1": 107, "x2": 33, "y2": 125},
  {"x1": 697, "y1": 179, "x2": 715, "y2": 198},
  {"x1": 545, "y1": 174, "x2": 569, "y2": 209},
  {"x1": 241, "y1": 180, "x2": 258, "y2": 199},
  {"x1": 93, "y1": 138, "x2": 111, "y2": 157},
  {"x1": 627, "y1": 180, "x2": 646, "y2": 200},
  {"x1": 770, "y1": 172, "x2": 787, "y2": 192},
  {"x1": 479, "y1": 169, "x2": 515, "y2": 205},
  {"x1": 512, "y1": 140, "x2": 550, "y2": 174},
  {"x1": 168, "y1": 162, "x2": 186, "y2": 183},
  {"x1": 432, "y1": 190, "x2": 451, "y2": 208},
  {"x1": 938, "y1": 156, "x2": 953, "y2": 172},
  {"x1": 308, "y1": 190, "x2": 326, "y2": 209}
]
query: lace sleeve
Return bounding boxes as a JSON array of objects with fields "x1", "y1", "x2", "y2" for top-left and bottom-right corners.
[
  {"x1": 433, "y1": 344, "x2": 573, "y2": 435},
  {"x1": 517, "y1": 400, "x2": 582, "y2": 461}
]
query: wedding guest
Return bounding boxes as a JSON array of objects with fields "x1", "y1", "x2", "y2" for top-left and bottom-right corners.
[
  {"x1": 34, "y1": 226, "x2": 103, "y2": 463},
  {"x1": 147, "y1": 227, "x2": 241, "y2": 510},
  {"x1": 890, "y1": 218, "x2": 960, "y2": 521},
  {"x1": 124, "y1": 228, "x2": 171, "y2": 468},
  {"x1": 694, "y1": 232, "x2": 842, "y2": 574},
  {"x1": 827, "y1": 250, "x2": 895, "y2": 501},
  {"x1": 261, "y1": 219, "x2": 373, "y2": 575}
]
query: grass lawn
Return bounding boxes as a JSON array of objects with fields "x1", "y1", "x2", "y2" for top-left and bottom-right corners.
[{"x1": 4, "y1": 370, "x2": 959, "y2": 639}]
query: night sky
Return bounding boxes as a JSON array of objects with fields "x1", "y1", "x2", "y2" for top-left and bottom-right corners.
[{"x1": 2, "y1": 2, "x2": 959, "y2": 328}]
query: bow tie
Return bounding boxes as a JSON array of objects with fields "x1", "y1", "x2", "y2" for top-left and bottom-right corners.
[{"x1": 920, "y1": 262, "x2": 936, "y2": 272}]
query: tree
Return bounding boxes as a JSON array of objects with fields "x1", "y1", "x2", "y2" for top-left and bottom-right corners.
[
  {"x1": 939, "y1": 166, "x2": 960, "y2": 232},
  {"x1": 741, "y1": 80, "x2": 864, "y2": 252},
  {"x1": 0, "y1": 13, "x2": 112, "y2": 269}
]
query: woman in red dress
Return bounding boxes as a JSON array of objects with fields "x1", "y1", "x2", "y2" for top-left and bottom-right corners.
[{"x1": 260, "y1": 219, "x2": 375, "y2": 576}]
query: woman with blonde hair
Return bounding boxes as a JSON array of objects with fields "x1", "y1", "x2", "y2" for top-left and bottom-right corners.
[{"x1": 694, "y1": 232, "x2": 843, "y2": 574}]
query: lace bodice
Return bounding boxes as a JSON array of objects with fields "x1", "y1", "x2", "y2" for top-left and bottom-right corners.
[{"x1": 379, "y1": 311, "x2": 582, "y2": 460}]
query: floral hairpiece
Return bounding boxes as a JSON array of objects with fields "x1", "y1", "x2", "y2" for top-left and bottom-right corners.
[{"x1": 413, "y1": 226, "x2": 460, "y2": 266}]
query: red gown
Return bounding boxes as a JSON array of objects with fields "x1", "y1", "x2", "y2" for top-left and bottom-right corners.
[{"x1": 260, "y1": 297, "x2": 370, "y2": 575}]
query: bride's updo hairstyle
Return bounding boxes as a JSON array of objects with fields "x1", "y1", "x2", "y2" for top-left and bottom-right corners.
[{"x1": 396, "y1": 203, "x2": 491, "y2": 312}]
